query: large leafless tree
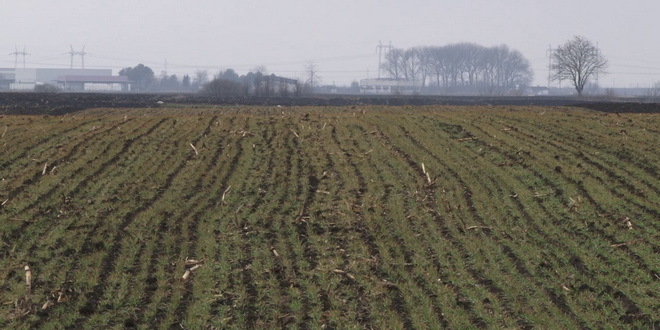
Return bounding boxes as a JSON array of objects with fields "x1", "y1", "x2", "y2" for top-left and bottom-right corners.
[
  {"x1": 551, "y1": 36, "x2": 608, "y2": 96},
  {"x1": 381, "y1": 48, "x2": 404, "y2": 80},
  {"x1": 192, "y1": 70, "x2": 209, "y2": 91}
]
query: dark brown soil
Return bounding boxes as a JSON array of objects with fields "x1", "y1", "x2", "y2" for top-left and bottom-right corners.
[{"x1": 1, "y1": 91, "x2": 658, "y2": 115}]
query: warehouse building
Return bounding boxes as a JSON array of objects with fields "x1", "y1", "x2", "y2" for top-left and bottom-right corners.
[
  {"x1": 359, "y1": 78, "x2": 422, "y2": 95},
  {"x1": 0, "y1": 68, "x2": 130, "y2": 92}
]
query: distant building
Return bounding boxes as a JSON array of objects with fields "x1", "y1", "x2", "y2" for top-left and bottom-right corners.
[
  {"x1": 0, "y1": 68, "x2": 14, "y2": 90},
  {"x1": 527, "y1": 86, "x2": 549, "y2": 96},
  {"x1": 259, "y1": 75, "x2": 298, "y2": 95},
  {"x1": 359, "y1": 78, "x2": 422, "y2": 95},
  {"x1": 1, "y1": 68, "x2": 130, "y2": 92}
]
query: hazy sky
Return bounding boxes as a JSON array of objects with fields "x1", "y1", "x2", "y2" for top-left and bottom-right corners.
[{"x1": 2, "y1": 0, "x2": 659, "y2": 87}]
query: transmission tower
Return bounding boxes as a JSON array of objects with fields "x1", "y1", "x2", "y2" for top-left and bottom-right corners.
[
  {"x1": 9, "y1": 46, "x2": 30, "y2": 69},
  {"x1": 66, "y1": 45, "x2": 87, "y2": 69},
  {"x1": 376, "y1": 41, "x2": 392, "y2": 79}
]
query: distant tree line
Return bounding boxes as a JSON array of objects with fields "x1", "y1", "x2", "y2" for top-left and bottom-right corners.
[
  {"x1": 201, "y1": 68, "x2": 305, "y2": 98},
  {"x1": 118, "y1": 64, "x2": 303, "y2": 97},
  {"x1": 119, "y1": 64, "x2": 193, "y2": 93},
  {"x1": 381, "y1": 43, "x2": 534, "y2": 95}
]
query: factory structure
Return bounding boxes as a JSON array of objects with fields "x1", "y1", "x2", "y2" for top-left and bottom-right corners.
[
  {"x1": 359, "y1": 78, "x2": 423, "y2": 95},
  {"x1": 0, "y1": 67, "x2": 130, "y2": 92}
]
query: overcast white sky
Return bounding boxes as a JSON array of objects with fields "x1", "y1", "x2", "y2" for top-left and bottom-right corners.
[{"x1": 2, "y1": 0, "x2": 659, "y2": 87}]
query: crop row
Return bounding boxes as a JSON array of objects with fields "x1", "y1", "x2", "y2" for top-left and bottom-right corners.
[{"x1": 1, "y1": 105, "x2": 657, "y2": 328}]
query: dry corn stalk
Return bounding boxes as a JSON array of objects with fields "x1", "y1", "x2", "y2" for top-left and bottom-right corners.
[
  {"x1": 41, "y1": 300, "x2": 53, "y2": 310},
  {"x1": 611, "y1": 238, "x2": 643, "y2": 248},
  {"x1": 290, "y1": 129, "x2": 299, "y2": 138},
  {"x1": 190, "y1": 143, "x2": 199, "y2": 156},
  {"x1": 421, "y1": 163, "x2": 432, "y2": 184},
  {"x1": 182, "y1": 260, "x2": 204, "y2": 280},
  {"x1": 222, "y1": 186, "x2": 231, "y2": 202},
  {"x1": 42, "y1": 162, "x2": 48, "y2": 175},
  {"x1": 568, "y1": 196, "x2": 581, "y2": 212},
  {"x1": 184, "y1": 258, "x2": 205, "y2": 266},
  {"x1": 25, "y1": 265, "x2": 32, "y2": 294},
  {"x1": 466, "y1": 225, "x2": 492, "y2": 230},
  {"x1": 2, "y1": 125, "x2": 7, "y2": 138},
  {"x1": 182, "y1": 269, "x2": 191, "y2": 280},
  {"x1": 270, "y1": 247, "x2": 280, "y2": 258},
  {"x1": 333, "y1": 269, "x2": 355, "y2": 280},
  {"x1": 381, "y1": 279, "x2": 396, "y2": 288},
  {"x1": 623, "y1": 217, "x2": 633, "y2": 230}
]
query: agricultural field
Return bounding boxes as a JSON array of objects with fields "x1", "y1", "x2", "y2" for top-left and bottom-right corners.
[{"x1": 0, "y1": 104, "x2": 658, "y2": 328}]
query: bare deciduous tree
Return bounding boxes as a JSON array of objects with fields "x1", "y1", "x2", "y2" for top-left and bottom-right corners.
[
  {"x1": 278, "y1": 79, "x2": 290, "y2": 97},
  {"x1": 192, "y1": 70, "x2": 209, "y2": 91},
  {"x1": 293, "y1": 79, "x2": 305, "y2": 97},
  {"x1": 401, "y1": 48, "x2": 421, "y2": 82},
  {"x1": 551, "y1": 36, "x2": 608, "y2": 96},
  {"x1": 200, "y1": 78, "x2": 243, "y2": 97},
  {"x1": 381, "y1": 48, "x2": 404, "y2": 80},
  {"x1": 647, "y1": 81, "x2": 660, "y2": 101},
  {"x1": 383, "y1": 43, "x2": 532, "y2": 95}
]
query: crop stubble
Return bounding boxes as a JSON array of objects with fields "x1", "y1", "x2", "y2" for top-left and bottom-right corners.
[{"x1": 0, "y1": 105, "x2": 657, "y2": 328}]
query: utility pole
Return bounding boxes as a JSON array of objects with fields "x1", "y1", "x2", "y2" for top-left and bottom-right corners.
[
  {"x1": 10, "y1": 46, "x2": 30, "y2": 69},
  {"x1": 546, "y1": 44, "x2": 553, "y2": 89},
  {"x1": 67, "y1": 45, "x2": 76, "y2": 69},
  {"x1": 80, "y1": 45, "x2": 86, "y2": 69},
  {"x1": 376, "y1": 41, "x2": 392, "y2": 79}
]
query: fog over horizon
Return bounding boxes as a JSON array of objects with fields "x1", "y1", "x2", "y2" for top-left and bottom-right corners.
[{"x1": 2, "y1": 0, "x2": 659, "y2": 88}]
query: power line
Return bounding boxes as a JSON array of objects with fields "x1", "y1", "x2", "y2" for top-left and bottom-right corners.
[
  {"x1": 65, "y1": 45, "x2": 87, "y2": 69},
  {"x1": 608, "y1": 56, "x2": 660, "y2": 65},
  {"x1": 9, "y1": 46, "x2": 30, "y2": 69},
  {"x1": 610, "y1": 64, "x2": 660, "y2": 71},
  {"x1": 608, "y1": 71, "x2": 660, "y2": 76}
]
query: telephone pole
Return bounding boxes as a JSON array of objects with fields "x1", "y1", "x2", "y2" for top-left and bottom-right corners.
[
  {"x1": 546, "y1": 44, "x2": 553, "y2": 89},
  {"x1": 376, "y1": 41, "x2": 392, "y2": 79}
]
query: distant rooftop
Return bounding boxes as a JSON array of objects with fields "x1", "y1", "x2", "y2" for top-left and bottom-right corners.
[{"x1": 57, "y1": 75, "x2": 129, "y2": 83}]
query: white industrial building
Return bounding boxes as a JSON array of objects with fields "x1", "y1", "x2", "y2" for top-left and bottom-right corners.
[
  {"x1": 0, "y1": 68, "x2": 130, "y2": 92},
  {"x1": 360, "y1": 78, "x2": 423, "y2": 95}
]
